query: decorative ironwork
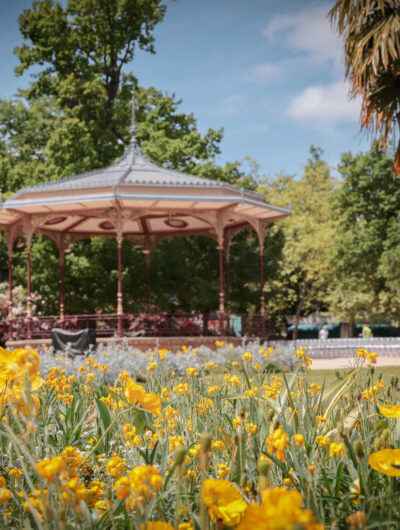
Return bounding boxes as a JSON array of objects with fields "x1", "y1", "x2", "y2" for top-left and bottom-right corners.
[
  {"x1": 45, "y1": 216, "x2": 67, "y2": 226},
  {"x1": 164, "y1": 218, "x2": 188, "y2": 228}
]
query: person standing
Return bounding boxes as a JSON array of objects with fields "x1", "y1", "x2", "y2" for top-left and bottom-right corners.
[
  {"x1": 319, "y1": 325, "x2": 329, "y2": 340},
  {"x1": 360, "y1": 324, "x2": 373, "y2": 338}
]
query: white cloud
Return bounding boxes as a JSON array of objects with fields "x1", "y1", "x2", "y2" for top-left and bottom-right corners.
[
  {"x1": 263, "y1": 2, "x2": 343, "y2": 69},
  {"x1": 248, "y1": 62, "x2": 280, "y2": 84},
  {"x1": 286, "y1": 81, "x2": 361, "y2": 125},
  {"x1": 220, "y1": 94, "x2": 246, "y2": 116}
]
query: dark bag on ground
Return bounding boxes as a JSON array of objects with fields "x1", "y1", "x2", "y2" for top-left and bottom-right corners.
[{"x1": 52, "y1": 328, "x2": 96, "y2": 355}]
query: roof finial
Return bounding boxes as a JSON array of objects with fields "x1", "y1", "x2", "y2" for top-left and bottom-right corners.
[{"x1": 112, "y1": 83, "x2": 149, "y2": 169}]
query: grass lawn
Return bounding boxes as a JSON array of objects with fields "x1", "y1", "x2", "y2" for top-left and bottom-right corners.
[{"x1": 308, "y1": 365, "x2": 400, "y2": 387}]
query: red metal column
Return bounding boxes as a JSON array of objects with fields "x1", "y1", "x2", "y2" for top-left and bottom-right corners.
[
  {"x1": 144, "y1": 250, "x2": 151, "y2": 305},
  {"x1": 259, "y1": 246, "x2": 266, "y2": 338},
  {"x1": 59, "y1": 248, "x2": 65, "y2": 325},
  {"x1": 27, "y1": 241, "x2": 32, "y2": 339},
  {"x1": 218, "y1": 244, "x2": 225, "y2": 335},
  {"x1": 225, "y1": 251, "x2": 231, "y2": 321},
  {"x1": 117, "y1": 237, "x2": 123, "y2": 337},
  {"x1": 8, "y1": 251, "x2": 13, "y2": 340}
]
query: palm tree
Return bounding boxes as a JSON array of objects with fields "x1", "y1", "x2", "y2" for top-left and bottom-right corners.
[{"x1": 330, "y1": 1, "x2": 400, "y2": 174}]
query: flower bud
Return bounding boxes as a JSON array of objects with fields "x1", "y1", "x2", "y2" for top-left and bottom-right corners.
[
  {"x1": 199, "y1": 433, "x2": 213, "y2": 453},
  {"x1": 353, "y1": 440, "x2": 364, "y2": 458},
  {"x1": 257, "y1": 458, "x2": 271, "y2": 477},
  {"x1": 267, "y1": 409, "x2": 274, "y2": 421},
  {"x1": 174, "y1": 446, "x2": 187, "y2": 466}
]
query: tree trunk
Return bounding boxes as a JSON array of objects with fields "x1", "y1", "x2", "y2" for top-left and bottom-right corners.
[{"x1": 293, "y1": 280, "x2": 309, "y2": 340}]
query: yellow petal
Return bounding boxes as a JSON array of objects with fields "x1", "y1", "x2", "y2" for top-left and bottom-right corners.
[
  {"x1": 369, "y1": 449, "x2": 400, "y2": 477},
  {"x1": 379, "y1": 405, "x2": 400, "y2": 418}
]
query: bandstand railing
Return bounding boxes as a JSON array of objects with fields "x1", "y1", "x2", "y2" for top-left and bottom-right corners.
[{"x1": 3, "y1": 312, "x2": 271, "y2": 341}]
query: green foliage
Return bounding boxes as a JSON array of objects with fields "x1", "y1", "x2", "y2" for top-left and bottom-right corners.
[
  {"x1": 329, "y1": 143, "x2": 400, "y2": 321},
  {"x1": 258, "y1": 147, "x2": 338, "y2": 330},
  {"x1": 15, "y1": 0, "x2": 166, "y2": 165},
  {"x1": 330, "y1": 0, "x2": 400, "y2": 173}
]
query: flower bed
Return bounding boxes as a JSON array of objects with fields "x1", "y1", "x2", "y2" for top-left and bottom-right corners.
[{"x1": 0, "y1": 344, "x2": 398, "y2": 528}]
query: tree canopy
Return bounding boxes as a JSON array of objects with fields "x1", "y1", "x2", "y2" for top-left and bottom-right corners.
[
  {"x1": 330, "y1": 0, "x2": 400, "y2": 174},
  {"x1": 329, "y1": 143, "x2": 400, "y2": 322},
  {"x1": 258, "y1": 147, "x2": 338, "y2": 337}
]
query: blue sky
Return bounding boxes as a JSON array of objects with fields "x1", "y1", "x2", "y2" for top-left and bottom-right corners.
[{"x1": 0, "y1": 0, "x2": 370, "y2": 179}]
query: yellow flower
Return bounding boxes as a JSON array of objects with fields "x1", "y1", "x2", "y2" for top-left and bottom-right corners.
[
  {"x1": 204, "y1": 361, "x2": 217, "y2": 369},
  {"x1": 211, "y1": 440, "x2": 225, "y2": 451},
  {"x1": 207, "y1": 386, "x2": 221, "y2": 395},
  {"x1": 186, "y1": 367, "x2": 199, "y2": 377},
  {"x1": 106, "y1": 454, "x2": 126, "y2": 478},
  {"x1": 243, "y1": 387, "x2": 258, "y2": 398},
  {"x1": 236, "y1": 487, "x2": 323, "y2": 530},
  {"x1": 242, "y1": 352, "x2": 253, "y2": 362},
  {"x1": 217, "y1": 463, "x2": 230, "y2": 479},
  {"x1": 246, "y1": 423, "x2": 258, "y2": 436},
  {"x1": 203, "y1": 479, "x2": 247, "y2": 527},
  {"x1": 61, "y1": 446, "x2": 84, "y2": 473},
  {"x1": 87, "y1": 480, "x2": 105, "y2": 506},
  {"x1": 233, "y1": 417, "x2": 243, "y2": 430},
  {"x1": 128, "y1": 465, "x2": 163, "y2": 499},
  {"x1": 0, "y1": 477, "x2": 10, "y2": 506},
  {"x1": 362, "y1": 380, "x2": 385, "y2": 401},
  {"x1": 114, "y1": 476, "x2": 131, "y2": 500},
  {"x1": 315, "y1": 435, "x2": 330, "y2": 448},
  {"x1": 346, "y1": 511, "x2": 367, "y2": 529},
  {"x1": 369, "y1": 449, "x2": 400, "y2": 477},
  {"x1": 266, "y1": 426, "x2": 289, "y2": 462},
  {"x1": 86, "y1": 373, "x2": 95, "y2": 384},
  {"x1": 147, "y1": 362, "x2": 158, "y2": 373},
  {"x1": 293, "y1": 434, "x2": 305, "y2": 447},
  {"x1": 36, "y1": 456, "x2": 65, "y2": 483},
  {"x1": 94, "y1": 499, "x2": 111, "y2": 516},
  {"x1": 142, "y1": 523, "x2": 174, "y2": 530},
  {"x1": 173, "y1": 383, "x2": 190, "y2": 396},
  {"x1": 379, "y1": 404, "x2": 400, "y2": 418},
  {"x1": 123, "y1": 423, "x2": 141, "y2": 447},
  {"x1": 262, "y1": 347, "x2": 274, "y2": 357},
  {"x1": 60, "y1": 476, "x2": 87, "y2": 505},
  {"x1": 329, "y1": 443, "x2": 345, "y2": 458},
  {"x1": 178, "y1": 523, "x2": 193, "y2": 530},
  {"x1": 125, "y1": 378, "x2": 161, "y2": 416}
]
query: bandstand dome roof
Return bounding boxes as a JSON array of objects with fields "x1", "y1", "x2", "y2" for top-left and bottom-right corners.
[{"x1": 0, "y1": 106, "x2": 290, "y2": 249}]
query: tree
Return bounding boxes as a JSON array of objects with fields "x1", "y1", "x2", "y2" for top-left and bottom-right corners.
[
  {"x1": 330, "y1": 0, "x2": 400, "y2": 174},
  {"x1": 259, "y1": 147, "x2": 338, "y2": 338},
  {"x1": 329, "y1": 143, "x2": 400, "y2": 323},
  {"x1": 15, "y1": 0, "x2": 167, "y2": 167}
]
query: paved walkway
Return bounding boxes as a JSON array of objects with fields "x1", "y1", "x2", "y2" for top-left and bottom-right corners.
[{"x1": 310, "y1": 356, "x2": 400, "y2": 370}]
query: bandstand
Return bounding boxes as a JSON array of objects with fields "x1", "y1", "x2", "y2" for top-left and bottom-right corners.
[{"x1": 0, "y1": 100, "x2": 290, "y2": 341}]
